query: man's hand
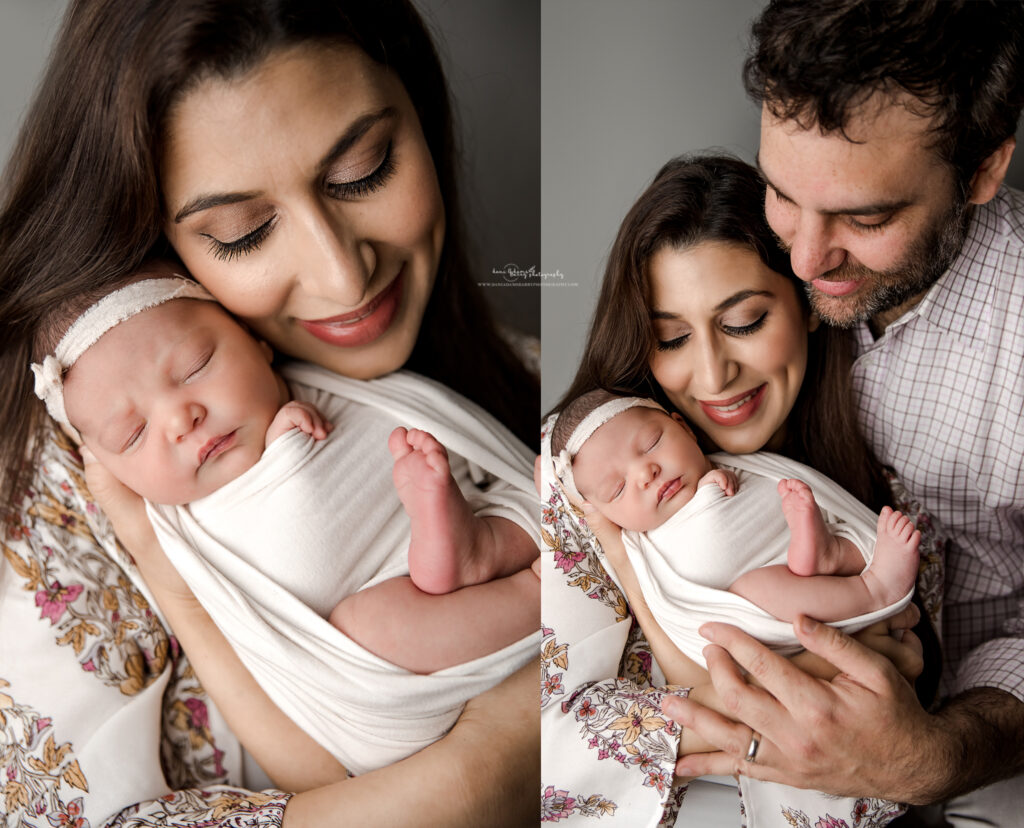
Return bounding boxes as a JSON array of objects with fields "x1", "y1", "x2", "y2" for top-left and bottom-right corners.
[
  {"x1": 266, "y1": 400, "x2": 333, "y2": 448},
  {"x1": 662, "y1": 614, "x2": 953, "y2": 803}
]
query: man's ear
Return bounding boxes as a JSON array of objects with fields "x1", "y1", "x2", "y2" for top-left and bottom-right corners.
[{"x1": 968, "y1": 137, "x2": 1015, "y2": 205}]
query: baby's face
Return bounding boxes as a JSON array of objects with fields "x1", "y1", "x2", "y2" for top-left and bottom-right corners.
[
  {"x1": 63, "y1": 298, "x2": 285, "y2": 504},
  {"x1": 572, "y1": 407, "x2": 709, "y2": 531}
]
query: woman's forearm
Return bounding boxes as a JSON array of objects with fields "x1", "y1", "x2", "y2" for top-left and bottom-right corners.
[
  {"x1": 146, "y1": 567, "x2": 349, "y2": 791},
  {"x1": 284, "y1": 659, "x2": 540, "y2": 827}
]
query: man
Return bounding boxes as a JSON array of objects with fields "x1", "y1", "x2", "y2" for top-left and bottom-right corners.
[{"x1": 662, "y1": 1, "x2": 1024, "y2": 825}]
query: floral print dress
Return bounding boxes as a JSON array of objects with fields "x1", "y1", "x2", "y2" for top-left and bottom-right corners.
[
  {"x1": 1, "y1": 427, "x2": 290, "y2": 828},
  {"x1": 539, "y1": 414, "x2": 946, "y2": 827}
]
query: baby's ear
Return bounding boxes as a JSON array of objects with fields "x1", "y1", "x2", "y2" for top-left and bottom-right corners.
[
  {"x1": 258, "y1": 339, "x2": 274, "y2": 363},
  {"x1": 670, "y1": 412, "x2": 698, "y2": 440}
]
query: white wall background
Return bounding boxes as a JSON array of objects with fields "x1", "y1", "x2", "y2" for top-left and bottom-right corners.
[
  {"x1": 540, "y1": 0, "x2": 1024, "y2": 411},
  {"x1": 0, "y1": 0, "x2": 540, "y2": 336}
]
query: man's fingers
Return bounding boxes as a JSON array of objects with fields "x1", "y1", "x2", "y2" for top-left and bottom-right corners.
[
  {"x1": 794, "y1": 615, "x2": 895, "y2": 689},
  {"x1": 662, "y1": 695, "x2": 782, "y2": 782},
  {"x1": 700, "y1": 622, "x2": 818, "y2": 711}
]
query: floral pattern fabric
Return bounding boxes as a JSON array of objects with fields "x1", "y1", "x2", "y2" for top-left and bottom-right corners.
[
  {"x1": 540, "y1": 414, "x2": 943, "y2": 827},
  {"x1": 1, "y1": 426, "x2": 288, "y2": 827}
]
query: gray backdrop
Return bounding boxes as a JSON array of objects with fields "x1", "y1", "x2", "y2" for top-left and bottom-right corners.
[
  {"x1": 540, "y1": 0, "x2": 1024, "y2": 412},
  {"x1": 0, "y1": 0, "x2": 540, "y2": 337}
]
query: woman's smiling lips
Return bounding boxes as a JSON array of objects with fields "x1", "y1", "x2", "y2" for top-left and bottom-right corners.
[
  {"x1": 198, "y1": 430, "x2": 237, "y2": 466},
  {"x1": 698, "y1": 384, "x2": 766, "y2": 426},
  {"x1": 297, "y1": 272, "x2": 403, "y2": 348}
]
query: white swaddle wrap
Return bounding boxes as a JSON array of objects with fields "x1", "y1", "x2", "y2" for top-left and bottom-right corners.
[
  {"x1": 622, "y1": 451, "x2": 913, "y2": 668},
  {"x1": 147, "y1": 363, "x2": 540, "y2": 775}
]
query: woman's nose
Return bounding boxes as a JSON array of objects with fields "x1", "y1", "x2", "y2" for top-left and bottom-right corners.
[
  {"x1": 788, "y1": 213, "x2": 846, "y2": 282},
  {"x1": 296, "y1": 202, "x2": 377, "y2": 307},
  {"x1": 694, "y1": 338, "x2": 737, "y2": 396}
]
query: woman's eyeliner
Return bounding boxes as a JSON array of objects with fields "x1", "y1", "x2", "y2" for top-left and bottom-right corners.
[
  {"x1": 204, "y1": 141, "x2": 396, "y2": 261},
  {"x1": 326, "y1": 141, "x2": 395, "y2": 199},
  {"x1": 723, "y1": 311, "x2": 768, "y2": 336},
  {"x1": 656, "y1": 311, "x2": 768, "y2": 350}
]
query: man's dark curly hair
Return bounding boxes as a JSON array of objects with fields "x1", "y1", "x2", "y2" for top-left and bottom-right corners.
[{"x1": 744, "y1": 0, "x2": 1024, "y2": 195}]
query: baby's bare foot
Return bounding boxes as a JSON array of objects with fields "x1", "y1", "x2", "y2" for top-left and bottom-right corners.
[
  {"x1": 861, "y1": 506, "x2": 920, "y2": 609},
  {"x1": 779, "y1": 478, "x2": 843, "y2": 576},
  {"x1": 389, "y1": 427, "x2": 482, "y2": 595}
]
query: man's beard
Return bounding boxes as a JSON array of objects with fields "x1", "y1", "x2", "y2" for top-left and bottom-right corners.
[{"x1": 805, "y1": 198, "x2": 972, "y2": 328}]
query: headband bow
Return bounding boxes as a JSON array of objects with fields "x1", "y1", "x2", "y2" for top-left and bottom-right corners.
[
  {"x1": 29, "y1": 276, "x2": 216, "y2": 442},
  {"x1": 549, "y1": 396, "x2": 665, "y2": 503}
]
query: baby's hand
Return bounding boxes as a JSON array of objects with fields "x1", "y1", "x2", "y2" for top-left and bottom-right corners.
[
  {"x1": 697, "y1": 467, "x2": 738, "y2": 496},
  {"x1": 266, "y1": 401, "x2": 333, "y2": 448}
]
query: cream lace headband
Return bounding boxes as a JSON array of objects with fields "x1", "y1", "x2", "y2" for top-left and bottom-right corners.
[
  {"x1": 550, "y1": 396, "x2": 665, "y2": 503},
  {"x1": 30, "y1": 277, "x2": 216, "y2": 442}
]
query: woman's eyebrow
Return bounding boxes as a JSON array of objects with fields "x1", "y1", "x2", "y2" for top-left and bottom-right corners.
[
  {"x1": 316, "y1": 106, "x2": 397, "y2": 178},
  {"x1": 172, "y1": 106, "x2": 398, "y2": 223},
  {"x1": 651, "y1": 289, "x2": 772, "y2": 318},
  {"x1": 714, "y1": 289, "x2": 772, "y2": 312},
  {"x1": 174, "y1": 190, "x2": 261, "y2": 223}
]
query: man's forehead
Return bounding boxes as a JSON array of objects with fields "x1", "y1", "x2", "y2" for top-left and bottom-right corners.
[{"x1": 758, "y1": 97, "x2": 947, "y2": 211}]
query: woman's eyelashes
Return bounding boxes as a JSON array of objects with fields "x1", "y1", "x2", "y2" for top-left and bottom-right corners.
[
  {"x1": 655, "y1": 311, "x2": 769, "y2": 351},
  {"x1": 206, "y1": 217, "x2": 276, "y2": 262},
  {"x1": 325, "y1": 141, "x2": 395, "y2": 199},
  {"x1": 202, "y1": 141, "x2": 396, "y2": 261},
  {"x1": 722, "y1": 311, "x2": 768, "y2": 336}
]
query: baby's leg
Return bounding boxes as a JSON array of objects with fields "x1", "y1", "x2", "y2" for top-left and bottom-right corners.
[
  {"x1": 328, "y1": 570, "x2": 539, "y2": 674},
  {"x1": 779, "y1": 478, "x2": 865, "y2": 577},
  {"x1": 730, "y1": 507, "x2": 920, "y2": 621},
  {"x1": 389, "y1": 427, "x2": 536, "y2": 594}
]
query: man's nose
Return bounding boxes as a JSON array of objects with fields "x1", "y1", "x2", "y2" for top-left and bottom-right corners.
[{"x1": 788, "y1": 214, "x2": 846, "y2": 281}]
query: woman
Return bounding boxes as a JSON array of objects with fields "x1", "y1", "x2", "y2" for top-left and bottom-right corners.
[
  {"x1": 0, "y1": 2, "x2": 537, "y2": 825},
  {"x1": 540, "y1": 154, "x2": 939, "y2": 826}
]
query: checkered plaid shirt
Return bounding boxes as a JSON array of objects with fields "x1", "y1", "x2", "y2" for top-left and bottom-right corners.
[{"x1": 851, "y1": 185, "x2": 1024, "y2": 702}]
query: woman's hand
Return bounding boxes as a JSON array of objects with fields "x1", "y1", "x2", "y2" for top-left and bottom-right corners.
[
  {"x1": 283, "y1": 658, "x2": 540, "y2": 827},
  {"x1": 82, "y1": 447, "x2": 195, "y2": 600}
]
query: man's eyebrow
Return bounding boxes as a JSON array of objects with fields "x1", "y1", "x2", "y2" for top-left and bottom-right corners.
[
  {"x1": 755, "y1": 152, "x2": 911, "y2": 216},
  {"x1": 173, "y1": 106, "x2": 397, "y2": 223}
]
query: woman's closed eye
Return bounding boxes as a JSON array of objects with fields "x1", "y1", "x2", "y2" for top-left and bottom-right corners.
[
  {"x1": 722, "y1": 310, "x2": 768, "y2": 337},
  {"x1": 656, "y1": 311, "x2": 768, "y2": 351},
  {"x1": 205, "y1": 217, "x2": 276, "y2": 262},
  {"x1": 325, "y1": 140, "x2": 396, "y2": 200}
]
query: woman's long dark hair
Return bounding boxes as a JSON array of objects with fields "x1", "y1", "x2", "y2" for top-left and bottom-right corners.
[
  {"x1": 554, "y1": 153, "x2": 890, "y2": 510},
  {"x1": 0, "y1": 0, "x2": 537, "y2": 518}
]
